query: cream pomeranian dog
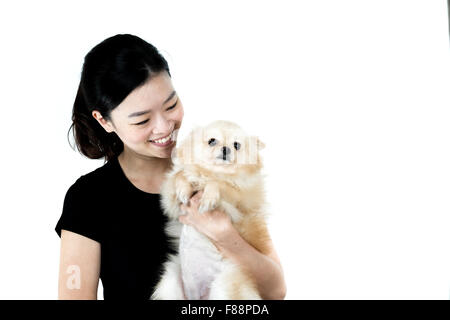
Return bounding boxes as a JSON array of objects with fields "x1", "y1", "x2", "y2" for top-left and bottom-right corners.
[{"x1": 150, "y1": 120, "x2": 271, "y2": 300}]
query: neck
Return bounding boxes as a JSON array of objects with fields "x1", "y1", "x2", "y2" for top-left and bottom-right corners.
[{"x1": 118, "y1": 149, "x2": 173, "y2": 180}]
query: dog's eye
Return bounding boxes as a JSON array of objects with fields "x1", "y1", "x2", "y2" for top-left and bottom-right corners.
[
  {"x1": 208, "y1": 138, "x2": 217, "y2": 146},
  {"x1": 234, "y1": 142, "x2": 241, "y2": 150}
]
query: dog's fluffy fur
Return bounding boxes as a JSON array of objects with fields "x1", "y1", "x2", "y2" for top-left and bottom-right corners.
[{"x1": 151, "y1": 120, "x2": 271, "y2": 300}]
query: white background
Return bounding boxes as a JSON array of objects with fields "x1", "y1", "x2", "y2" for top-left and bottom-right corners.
[{"x1": 0, "y1": 0, "x2": 449, "y2": 299}]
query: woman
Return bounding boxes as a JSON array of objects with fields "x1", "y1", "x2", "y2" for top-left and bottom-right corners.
[{"x1": 55, "y1": 34, "x2": 286, "y2": 300}]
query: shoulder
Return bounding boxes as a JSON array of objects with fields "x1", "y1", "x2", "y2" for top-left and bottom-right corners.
[
  {"x1": 69, "y1": 158, "x2": 116, "y2": 193},
  {"x1": 62, "y1": 158, "x2": 117, "y2": 219},
  {"x1": 56, "y1": 161, "x2": 114, "y2": 243}
]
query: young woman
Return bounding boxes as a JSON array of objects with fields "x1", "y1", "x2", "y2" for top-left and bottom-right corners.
[{"x1": 55, "y1": 34, "x2": 286, "y2": 300}]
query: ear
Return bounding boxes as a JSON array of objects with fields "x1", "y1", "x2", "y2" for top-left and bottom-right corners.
[
  {"x1": 191, "y1": 125, "x2": 205, "y2": 141},
  {"x1": 170, "y1": 146, "x2": 183, "y2": 164},
  {"x1": 176, "y1": 146, "x2": 183, "y2": 159},
  {"x1": 240, "y1": 136, "x2": 264, "y2": 165},
  {"x1": 257, "y1": 137, "x2": 265, "y2": 150},
  {"x1": 92, "y1": 110, "x2": 115, "y2": 133}
]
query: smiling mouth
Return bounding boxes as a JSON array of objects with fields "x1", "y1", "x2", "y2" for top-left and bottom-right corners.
[{"x1": 148, "y1": 130, "x2": 174, "y2": 144}]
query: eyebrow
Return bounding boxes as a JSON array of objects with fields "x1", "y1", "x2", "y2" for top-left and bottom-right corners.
[{"x1": 128, "y1": 90, "x2": 177, "y2": 118}]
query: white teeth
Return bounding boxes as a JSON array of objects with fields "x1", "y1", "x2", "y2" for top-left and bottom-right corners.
[{"x1": 150, "y1": 131, "x2": 173, "y2": 144}]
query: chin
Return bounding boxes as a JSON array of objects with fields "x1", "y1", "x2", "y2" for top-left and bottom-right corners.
[
  {"x1": 201, "y1": 161, "x2": 237, "y2": 174},
  {"x1": 151, "y1": 120, "x2": 270, "y2": 300}
]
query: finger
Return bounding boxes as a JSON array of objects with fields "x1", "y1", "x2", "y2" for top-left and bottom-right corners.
[
  {"x1": 196, "y1": 190, "x2": 204, "y2": 198},
  {"x1": 192, "y1": 191, "x2": 204, "y2": 205},
  {"x1": 191, "y1": 190, "x2": 199, "y2": 198},
  {"x1": 192, "y1": 190, "x2": 203, "y2": 199},
  {"x1": 180, "y1": 204, "x2": 188, "y2": 214},
  {"x1": 189, "y1": 196, "x2": 200, "y2": 208},
  {"x1": 191, "y1": 196, "x2": 200, "y2": 204}
]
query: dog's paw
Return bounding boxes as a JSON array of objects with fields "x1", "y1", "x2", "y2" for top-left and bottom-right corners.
[
  {"x1": 177, "y1": 190, "x2": 190, "y2": 205},
  {"x1": 175, "y1": 180, "x2": 192, "y2": 205},
  {"x1": 198, "y1": 197, "x2": 218, "y2": 214},
  {"x1": 198, "y1": 183, "x2": 220, "y2": 214}
]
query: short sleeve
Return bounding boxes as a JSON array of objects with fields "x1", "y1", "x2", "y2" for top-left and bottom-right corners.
[{"x1": 55, "y1": 176, "x2": 103, "y2": 243}]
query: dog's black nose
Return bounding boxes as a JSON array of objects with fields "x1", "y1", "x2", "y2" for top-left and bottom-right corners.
[
  {"x1": 221, "y1": 146, "x2": 231, "y2": 160},
  {"x1": 222, "y1": 146, "x2": 231, "y2": 155}
]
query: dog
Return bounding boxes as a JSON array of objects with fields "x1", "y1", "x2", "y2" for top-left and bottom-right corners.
[{"x1": 151, "y1": 120, "x2": 271, "y2": 300}]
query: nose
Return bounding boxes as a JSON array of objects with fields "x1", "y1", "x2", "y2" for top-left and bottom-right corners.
[
  {"x1": 152, "y1": 113, "x2": 172, "y2": 135},
  {"x1": 222, "y1": 146, "x2": 231, "y2": 158}
]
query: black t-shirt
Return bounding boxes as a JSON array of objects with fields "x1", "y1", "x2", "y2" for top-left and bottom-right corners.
[{"x1": 55, "y1": 155, "x2": 176, "y2": 300}]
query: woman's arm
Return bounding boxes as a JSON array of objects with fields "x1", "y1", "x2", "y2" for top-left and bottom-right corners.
[
  {"x1": 179, "y1": 191, "x2": 287, "y2": 300},
  {"x1": 58, "y1": 230, "x2": 101, "y2": 300},
  {"x1": 214, "y1": 229, "x2": 286, "y2": 300}
]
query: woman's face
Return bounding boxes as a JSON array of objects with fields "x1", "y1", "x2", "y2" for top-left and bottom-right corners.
[{"x1": 94, "y1": 71, "x2": 184, "y2": 159}]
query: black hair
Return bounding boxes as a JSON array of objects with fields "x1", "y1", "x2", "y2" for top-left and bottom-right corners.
[{"x1": 68, "y1": 34, "x2": 171, "y2": 163}]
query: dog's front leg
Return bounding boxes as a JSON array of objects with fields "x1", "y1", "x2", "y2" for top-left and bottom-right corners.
[
  {"x1": 198, "y1": 181, "x2": 220, "y2": 214},
  {"x1": 174, "y1": 172, "x2": 194, "y2": 205}
]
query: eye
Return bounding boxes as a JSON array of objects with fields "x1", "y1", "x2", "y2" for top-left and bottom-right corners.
[
  {"x1": 136, "y1": 119, "x2": 149, "y2": 125},
  {"x1": 234, "y1": 142, "x2": 241, "y2": 150},
  {"x1": 208, "y1": 138, "x2": 217, "y2": 146},
  {"x1": 166, "y1": 100, "x2": 178, "y2": 111},
  {"x1": 134, "y1": 100, "x2": 177, "y2": 126}
]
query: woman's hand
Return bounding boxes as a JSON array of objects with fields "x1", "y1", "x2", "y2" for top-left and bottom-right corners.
[
  {"x1": 179, "y1": 191, "x2": 287, "y2": 299},
  {"x1": 179, "y1": 190, "x2": 234, "y2": 245}
]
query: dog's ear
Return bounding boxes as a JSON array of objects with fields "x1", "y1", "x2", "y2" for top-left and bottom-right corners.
[
  {"x1": 176, "y1": 146, "x2": 184, "y2": 159},
  {"x1": 257, "y1": 137, "x2": 265, "y2": 150},
  {"x1": 170, "y1": 146, "x2": 183, "y2": 164},
  {"x1": 191, "y1": 125, "x2": 204, "y2": 141},
  {"x1": 238, "y1": 136, "x2": 264, "y2": 165},
  {"x1": 174, "y1": 125, "x2": 203, "y2": 165}
]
